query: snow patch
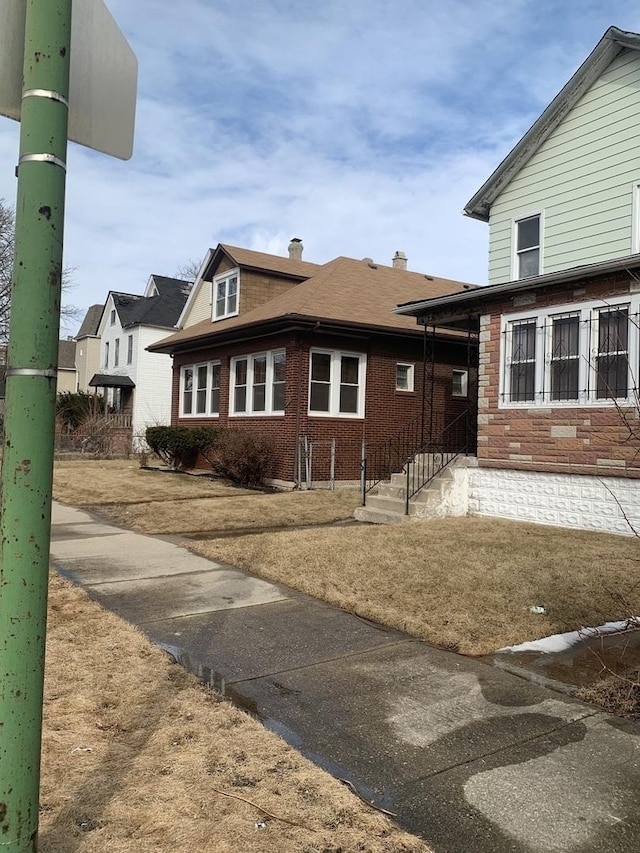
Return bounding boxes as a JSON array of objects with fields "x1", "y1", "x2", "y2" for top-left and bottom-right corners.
[{"x1": 498, "y1": 618, "x2": 640, "y2": 654}]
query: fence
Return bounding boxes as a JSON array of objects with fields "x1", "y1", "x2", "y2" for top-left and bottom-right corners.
[{"x1": 297, "y1": 437, "x2": 364, "y2": 489}]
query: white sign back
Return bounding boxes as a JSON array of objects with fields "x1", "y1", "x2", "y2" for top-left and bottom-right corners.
[{"x1": 0, "y1": 0, "x2": 137, "y2": 160}]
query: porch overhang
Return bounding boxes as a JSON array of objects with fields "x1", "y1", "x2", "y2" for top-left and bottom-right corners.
[
  {"x1": 89, "y1": 373, "x2": 135, "y2": 388},
  {"x1": 394, "y1": 254, "x2": 640, "y2": 331}
]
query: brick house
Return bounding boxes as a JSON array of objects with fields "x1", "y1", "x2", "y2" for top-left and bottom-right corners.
[
  {"x1": 394, "y1": 27, "x2": 640, "y2": 535},
  {"x1": 149, "y1": 241, "x2": 476, "y2": 487}
]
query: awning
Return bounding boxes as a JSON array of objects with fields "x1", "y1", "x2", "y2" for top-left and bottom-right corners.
[{"x1": 89, "y1": 373, "x2": 135, "y2": 388}]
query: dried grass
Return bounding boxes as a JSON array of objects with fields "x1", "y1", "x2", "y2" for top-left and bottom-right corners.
[
  {"x1": 41, "y1": 572, "x2": 431, "y2": 852},
  {"x1": 52, "y1": 459, "x2": 249, "y2": 506},
  {"x1": 188, "y1": 518, "x2": 640, "y2": 656}
]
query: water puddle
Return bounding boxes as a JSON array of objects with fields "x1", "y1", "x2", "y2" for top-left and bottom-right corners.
[{"x1": 490, "y1": 627, "x2": 640, "y2": 692}]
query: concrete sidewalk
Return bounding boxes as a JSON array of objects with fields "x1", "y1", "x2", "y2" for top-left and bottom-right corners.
[{"x1": 50, "y1": 502, "x2": 640, "y2": 853}]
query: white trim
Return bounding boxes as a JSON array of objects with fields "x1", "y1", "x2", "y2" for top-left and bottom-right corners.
[
  {"x1": 632, "y1": 181, "x2": 640, "y2": 255},
  {"x1": 396, "y1": 362, "x2": 415, "y2": 392},
  {"x1": 229, "y1": 349, "x2": 286, "y2": 417},
  {"x1": 180, "y1": 360, "x2": 221, "y2": 418},
  {"x1": 452, "y1": 369, "x2": 468, "y2": 398},
  {"x1": 212, "y1": 268, "x2": 240, "y2": 321},
  {"x1": 499, "y1": 294, "x2": 640, "y2": 409},
  {"x1": 510, "y1": 210, "x2": 544, "y2": 280},
  {"x1": 308, "y1": 349, "x2": 367, "y2": 418}
]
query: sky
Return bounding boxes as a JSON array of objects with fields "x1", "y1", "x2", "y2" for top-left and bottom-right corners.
[{"x1": 2, "y1": 0, "x2": 640, "y2": 334}]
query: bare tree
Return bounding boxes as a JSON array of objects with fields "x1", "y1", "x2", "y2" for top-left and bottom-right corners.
[
  {"x1": 0, "y1": 198, "x2": 81, "y2": 344},
  {"x1": 174, "y1": 257, "x2": 202, "y2": 282}
]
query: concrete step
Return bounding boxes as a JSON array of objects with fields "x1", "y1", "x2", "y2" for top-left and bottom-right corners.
[
  {"x1": 354, "y1": 505, "x2": 405, "y2": 525},
  {"x1": 376, "y1": 482, "x2": 407, "y2": 500},
  {"x1": 362, "y1": 494, "x2": 406, "y2": 514}
]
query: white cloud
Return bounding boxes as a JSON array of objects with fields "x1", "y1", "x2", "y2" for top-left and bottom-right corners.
[{"x1": 2, "y1": 0, "x2": 640, "y2": 329}]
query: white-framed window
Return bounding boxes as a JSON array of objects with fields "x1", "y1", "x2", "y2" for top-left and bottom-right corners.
[
  {"x1": 500, "y1": 296, "x2": 639, "y2": 408},
  {"x1": 110, "y1": 309, "x2": 116, "y2": 325},
  {"x1": 308, "y1": 349, "x2": 366, "y2": 418},
  {"x1": 114, "y1": 338, "x2": 120, "y2": 367},
  {"x1": 213, "y1": 270, "x2": 239, "y2": 321},
  {"x1": 512, "y1": 213, "x2": 542, "y2": 280},
  {"x1": 180, "y1": 361, "x2": 221, "y2": 417},
  {"x1": 103, "y1": 341, "x2": 109, "y2": 368},
  {"x1": 229, "y1": 349, "x2": 286, "y2": 416},
  {"x1": 452, "y1": 369, "x2": 468, "y2": 398},
  {"x1": 396, "y1": 363, "x2": 414, "y2": 392},
  {"x1": 127, "y1": 334, "x2": 133, "y2": 365}
]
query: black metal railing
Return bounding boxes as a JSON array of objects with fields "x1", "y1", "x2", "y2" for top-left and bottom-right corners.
[
  {"x1": 361, "y1": 410, "x2": 474, "y2": 509},
  {"x1": 403, "y1": 410, "x2": 471, "y2": 513}
]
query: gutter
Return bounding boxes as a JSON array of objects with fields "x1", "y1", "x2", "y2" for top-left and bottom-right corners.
[{"x1": 395, "y1": 254, "x2": 640, "y2": 318}]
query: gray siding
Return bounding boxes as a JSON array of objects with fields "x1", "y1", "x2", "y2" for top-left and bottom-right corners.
[{"x1": 488, "y1": 49, "x2": 640, "y2": 283}]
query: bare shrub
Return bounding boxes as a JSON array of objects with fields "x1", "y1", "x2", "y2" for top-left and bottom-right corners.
[{"x1": 215, "y1": 430, "x2": 275, "y2": 487}]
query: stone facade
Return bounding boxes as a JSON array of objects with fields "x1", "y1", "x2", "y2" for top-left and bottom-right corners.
[{"x1": 477, "y1": 268, "x2": 640, "y2": 480}]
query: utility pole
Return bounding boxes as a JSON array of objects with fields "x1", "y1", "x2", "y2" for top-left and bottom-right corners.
[{"x1": 0, "y1": 1, "x2": 72, "y2": 849}]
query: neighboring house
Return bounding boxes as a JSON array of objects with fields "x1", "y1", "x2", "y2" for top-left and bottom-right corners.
[
  {"x1": 149, "y1": 241, "x2": 476, "y2": 487},
  {"x1": 91, "y1": 275, "x2": 192, "y2": 448},
  {"x1": 466, "y1": 26, "x2": 640, "y2": 284},
  {"x1": 57, "y1": 338, "x2": 78, "y2": 394},
  {"x1": 394, "y1": 26, "x2": 640, "y2": 536},
  {"x1": 74, "y1": 304, "x2": 102, "y2": 393}
]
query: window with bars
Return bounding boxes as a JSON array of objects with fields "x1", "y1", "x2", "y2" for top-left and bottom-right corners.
[
  {"x1": 550, "y1": 314, "x2": 579, "y2": 401},
  {"x1": 596, "y1": 307, "x2": 629, "y2": 400},
  {"x1": 501, "y1": 300, "x2": 637, "y2": 407},
  {"x1": 509, "y1": 320, "x2": 536, "y2": 402},
  {"x1": 230, "y1": 350, "x2": 286, "y2": 416}
]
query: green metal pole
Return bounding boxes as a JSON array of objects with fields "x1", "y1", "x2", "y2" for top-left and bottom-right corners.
[{"x1": 0, "y1": 1, "x2": 71, "y2": 850}]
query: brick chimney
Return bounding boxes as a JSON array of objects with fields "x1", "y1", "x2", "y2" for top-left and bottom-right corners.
[
  {"x1": 392, "y1": 250, "x2": 407, "y2": 270},
  {"x1": 288, "y1": 237, "x2": 303, "y2": 261}
]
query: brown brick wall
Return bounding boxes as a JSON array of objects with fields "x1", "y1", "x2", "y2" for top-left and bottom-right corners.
[
  {"x1": 171, "y1": 329, "x2": 472, "y2": 482},
  {"x1": 478, "y1": 269, "x2": 640, "y2": 478},
  {"x1": 212, "y1": 258, "x2": 300, "y2": 315}
]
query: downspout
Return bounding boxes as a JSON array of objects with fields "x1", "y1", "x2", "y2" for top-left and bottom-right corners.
[
  {"x1": 293, "y1": 333, "x2": 303, "y2": 486},
  {"x1": 429, "y1": 323, "x2": 436, "y2": 441},
  {"x1": 420, "y1": 321, "x2": 427, "y2": 446}
]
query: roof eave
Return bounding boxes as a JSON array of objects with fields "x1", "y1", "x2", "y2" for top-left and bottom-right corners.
[
  {"x1": 464, "y1": 26, "x2": 635, "y2": 221},
  {"x1": 395, "y1": 254, "x2": 640, "y2": 320}
]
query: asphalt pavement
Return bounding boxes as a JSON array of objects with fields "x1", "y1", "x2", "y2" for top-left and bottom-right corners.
[{"x1": 49, "y1": 501, "x2": 640, "y2": 853}]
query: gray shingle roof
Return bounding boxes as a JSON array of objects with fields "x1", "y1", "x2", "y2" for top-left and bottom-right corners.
[
  {"x1": 76, "y1": 304, "x2": 103, "y2": 338},
  {"x1": 113, "y1": 276, "x2": 193, "y2": 329},
  {"x1": 58, "y1": 339, "x2": 77, "y2": 370}
]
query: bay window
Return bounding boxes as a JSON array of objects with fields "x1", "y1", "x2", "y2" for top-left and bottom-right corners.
[
  {"x1": 180, "y1": 361, "x2": 221, "y2": 417},
  {"x1": 230, "y1": 349, "x2": 286, "y2": 416},
  {"x1": 501, "y1": 298, "x2": 638, "y2": 407}
]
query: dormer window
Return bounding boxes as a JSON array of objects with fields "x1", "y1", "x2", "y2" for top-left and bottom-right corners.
[{"x1": 213, "y1": 270, "x2": 239, "y2": 321}]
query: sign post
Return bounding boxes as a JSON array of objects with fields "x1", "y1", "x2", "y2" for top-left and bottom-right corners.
[{"x1": 0, "y1": 2, "x2": 136, "y2": 850}]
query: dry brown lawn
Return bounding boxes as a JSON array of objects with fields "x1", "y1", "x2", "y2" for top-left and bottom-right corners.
[
  {"x1": 189, "y1": 519, "x2": 640, "y2": 657},
  {"x1": 41, "y1": 572, "x2": 430, "y2": 852},
  {"x1": 52, "y1": 459, "x2": 253, "y2": 506},
  {"x1": 52, "y1": 459, "x2": 640, "y2": 657},
  {"x1": 53, "y1": 459, "x2": 361, "y2": 534}
]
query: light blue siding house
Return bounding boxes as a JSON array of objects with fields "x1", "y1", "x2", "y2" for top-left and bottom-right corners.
[
  {"x1": 393, "y1": 27, "x2": 640, "y2": 536},
  {"x1": 465, "y1": 26, "x2": 640, "y2": 284}
]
